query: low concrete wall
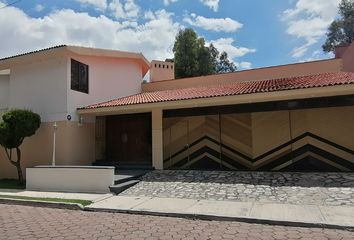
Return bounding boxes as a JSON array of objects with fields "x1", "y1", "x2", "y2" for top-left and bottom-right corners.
[{"x1": 26, "y1": 166, "x2": 115, "y2": 193}]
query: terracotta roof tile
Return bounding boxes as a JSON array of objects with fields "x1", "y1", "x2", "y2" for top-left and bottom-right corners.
[{"x1": 81, "y1": 72, "x2": 354, "y2": 109}]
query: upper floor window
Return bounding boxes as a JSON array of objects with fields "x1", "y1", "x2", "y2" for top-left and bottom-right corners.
[{"x1": 71, "y1": 59, "x2": 89, "y2": 94}]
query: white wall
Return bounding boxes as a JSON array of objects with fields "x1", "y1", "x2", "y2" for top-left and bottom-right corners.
[
  {"x1": 0, "y1": 74, "x2": 9, "y2": 111},
  {"x1": 8, "y1": 57, "x2": 68, "y2": 122},
  {"x1": 8, "y1": 55, "x2": 143, "y2": 122},
  {"x1": 26, "y1": 166, "x2": 115, "y2": 193},
  {"x1": 66, "y1": 55, "x2": 143, "y2": 120}
]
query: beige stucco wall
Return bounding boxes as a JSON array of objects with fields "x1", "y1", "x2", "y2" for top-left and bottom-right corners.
[
  {"x1": 8, "y1": 57, "x2": 68, "y2": 122},
  {"x1": 67, "y1": 55, "x2": 143, "y2": 121},
  {"x1": 150, "y1": 60, "x2": 174, "y2": 82},
  {"x1": 142, "y1": 59, "x2": 343, "y2": 92},
  {"x1": 341, "y1": 43, "x2": 354, "y2": 72},
  {"x1": 0, "y1": 74, "x2": 9, "y2": 111},
  {"x1": 0, "y1": 121, "x2": 95, "y2": 179}
]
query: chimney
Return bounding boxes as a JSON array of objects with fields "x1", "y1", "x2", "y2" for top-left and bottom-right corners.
[
  {"x1": 150, "y1": 60, "x2": 175, "y2": 82},
  {"x1": 335, "y1": 44, "x2": 350, "y2": 58}
]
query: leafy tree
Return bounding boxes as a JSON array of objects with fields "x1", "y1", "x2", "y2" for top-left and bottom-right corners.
[
  {"x1": 208, "y1": 43, "x2": 220, "y2": 73},
  {"x1": 217, "y1": 52, "x2": 237, "y2": 73},
  {"x1": 173, "y1": 28, "x2": 199, "y2": 78},
  {"x1": 196, "y1": 38, "x2": 214, "y2": 76},
  {"x1": 173, "y1": 28, "x2": 237, "y2": 78},
  {"x1": 0, "y1": 109, "x2": 41, "y2": 184},
  {"x1": 323, "y1": 0, "x2": 354, "y2": 52}
]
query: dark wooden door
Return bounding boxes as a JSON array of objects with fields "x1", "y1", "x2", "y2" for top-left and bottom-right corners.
[{"x1": 106, "y1": 113, "x2": 152, "y2": 166}]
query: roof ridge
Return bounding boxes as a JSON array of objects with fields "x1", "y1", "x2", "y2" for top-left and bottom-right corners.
[
  {"x1": 80, "y1": 71, "x2": 354, "y2": 110},
  {"x1": 0, "y1": 45, "x2": 67, "y2": 61}
]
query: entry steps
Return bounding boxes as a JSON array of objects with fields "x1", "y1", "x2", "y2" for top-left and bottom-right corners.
[{"x1": 109, "y1": 169, "x2": 150, "y2": 194}]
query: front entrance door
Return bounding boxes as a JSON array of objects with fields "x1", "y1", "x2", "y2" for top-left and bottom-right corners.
[{"x1": 106, "y1": 113, "x2": 152, "y2": 167}]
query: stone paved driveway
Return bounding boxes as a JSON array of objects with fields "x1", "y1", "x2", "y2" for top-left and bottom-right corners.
[
  {"x1": 0, "y1": 204, "x2": 353, "y2": 240},
  {"x1": 121, "y1": 171, "x2": 354, "y2": 206}
]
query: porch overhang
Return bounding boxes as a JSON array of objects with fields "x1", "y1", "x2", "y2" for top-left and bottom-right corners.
[{"x1": 77, "y1": 84, "x2": 354, "y2": 116}]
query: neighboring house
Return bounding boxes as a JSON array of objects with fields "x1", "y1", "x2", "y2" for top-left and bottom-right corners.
[
  {"x1": 0, "y1": 44, "x2": 354, "y2": 179},
  {"x1": 0, "y1": 45, "x2": 150, "y2": 178}
]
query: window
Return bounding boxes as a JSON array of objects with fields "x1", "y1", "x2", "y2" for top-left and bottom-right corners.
[{"x1": 71, "y1": 59, "x2": 89, "y2": 94}]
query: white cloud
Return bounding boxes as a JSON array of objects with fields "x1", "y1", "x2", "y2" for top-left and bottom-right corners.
[
  {"x1": 236, "y1": 61, "x2": 252, "y2": 70},
  {"x1": 76, "y1": 0, "x2": 107, "y2": 10},
  {"x1": 163, "y1": 0, "x2": 178, "y2": 6},
  {"x1": 199, "y1": 0, "x2": 219, "y2": 12},
  {"x1": 34, "y1": 4, "x2": 44, "y2": 12},
  {"x1": 209, "y1": 38, "x2": 256, "y2": 59},
  {"x1": 0, "y1": 6, "x2": 179, "y2": 61},
  {"x1": 109, "y1": 0, "x2": 140, "y2": 19},
  {"x1": 282, "y1": 0, "x2": 340, "y2": 58},
  {"x1": 207, "y1": 38, "x2": 255, "y2": 70},
  {"x1": 184, "y1": 14, "x2": 243, "y2": 33}
]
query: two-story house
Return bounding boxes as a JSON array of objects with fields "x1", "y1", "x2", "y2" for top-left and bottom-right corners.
[
  {"x1": 0, "y1": 45, "x2": 152, "y2": 178},
  {"x1": 1, "y1": 44, "x2": 354, "y2": 180}
]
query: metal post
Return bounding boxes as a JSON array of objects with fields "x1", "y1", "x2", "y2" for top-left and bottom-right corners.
[
  {"x1": 288, "y1": 110, "x2": 294, "y2": 169},
  {"x1": 52, "y1": 122, "x2": 58, "y2": 166},
  {"x1": 219, "y1": 114, "x2": 222, "y2": 169}
]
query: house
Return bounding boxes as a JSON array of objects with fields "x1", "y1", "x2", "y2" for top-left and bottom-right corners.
[
  {"x1": 0, "y1": 45, "x2": 150, "y2": 178},
  {"x1": 0, "y1": 44, "x2": 354, "y2": 179}
]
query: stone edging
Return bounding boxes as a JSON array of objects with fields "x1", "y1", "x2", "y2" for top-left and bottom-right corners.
[{"x1": 0, "y1": 197, "x2": 84, "y2": 210}]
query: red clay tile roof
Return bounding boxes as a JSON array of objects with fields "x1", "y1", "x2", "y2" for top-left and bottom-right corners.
[{"x1": 81, "y1": 72, "x2": 354, "y2": 109}]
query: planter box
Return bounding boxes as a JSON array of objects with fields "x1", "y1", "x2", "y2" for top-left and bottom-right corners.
[{"x1": 26, "y1": 166, "x2": 114, "y2": 193}]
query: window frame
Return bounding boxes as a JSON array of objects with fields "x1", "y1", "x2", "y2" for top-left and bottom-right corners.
[{"x1": 71, "y1": 58, "x2": 89, "y2": 94}]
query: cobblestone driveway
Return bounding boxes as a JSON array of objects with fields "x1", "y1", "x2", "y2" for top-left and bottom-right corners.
[
  {"x1": 0, "y1": 204, "x2": 353, "y2": 240},
  {"x1": 121, "y1": 171, "x2": 354, "y2": 206}
]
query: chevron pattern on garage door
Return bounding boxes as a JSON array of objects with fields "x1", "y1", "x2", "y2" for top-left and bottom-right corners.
[{"x1": 163, "y1": 132, "x2": 354, "y2": 171}]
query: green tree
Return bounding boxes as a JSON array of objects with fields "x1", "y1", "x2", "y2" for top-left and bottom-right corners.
[
  {"x1": 0, "y1": 110, "x2": 41, "y2": 184},
  {"x1": 208, "y1": 43, "x2": 219, "y2": 73},
  {"x1": 217, "y1": 52, "x2": 237, "y2": 73},
  {"x1": 323, "y1": 0, "x2": 354, "y2": 52},
  {"x1": 173, "y1": 28, "x2": 199, "y2": 78},
  {"x1": 196, "y1": 38, "x2": 214, "y2": 76},
  {"x1": 173, "y1": 28, "x2": 237, "y2": 78}
]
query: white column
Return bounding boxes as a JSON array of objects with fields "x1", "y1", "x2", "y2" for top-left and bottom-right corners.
[
  {"x1": 152, "y1": 108, "x2": 163, "y2": 170},
  {"x1": 52, "y1": 122, "x2": 58, "y2": 166}
]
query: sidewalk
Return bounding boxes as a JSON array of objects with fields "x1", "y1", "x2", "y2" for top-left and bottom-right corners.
[
  {"x1": 87, "y1": 195, "x2": 354, "y2": 229},
  {"x1": 0, "y1": 189, "x2": 112, "y2": 202},
  {"x1": 1, "y1": 188, "x2": 353, "y2": 229}
]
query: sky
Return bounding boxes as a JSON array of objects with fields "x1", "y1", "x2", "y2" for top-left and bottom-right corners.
[{"x1": 0, "y1": 0, "x2": 342, "y2": 70}]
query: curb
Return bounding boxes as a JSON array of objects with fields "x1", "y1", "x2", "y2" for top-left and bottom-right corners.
[
  {"x1": 0, "y1": 198, "x2": 84, "y2": 210},
  {"x1": 84, "y1": 207, "x2": 354, "y2": 232}
]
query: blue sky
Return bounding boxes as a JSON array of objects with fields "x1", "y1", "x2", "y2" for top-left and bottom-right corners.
[{"x1": 0, "y1": 0, "x2": 341, "y2": 69}]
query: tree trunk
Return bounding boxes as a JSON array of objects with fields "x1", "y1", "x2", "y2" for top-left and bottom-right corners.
[
  {"x1": 16, "y1": 147, "x2": 24, "y2": 185},
  {"x1": 3, "y1": 147, "x2": 24, "y2": 185}
]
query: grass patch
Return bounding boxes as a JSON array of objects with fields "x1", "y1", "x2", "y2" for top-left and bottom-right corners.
[
  {"x1": 0, "y1": 179, "x2": 25, "y2": 189},
  {"x1": 0, "y1": 194, "x2": 93, "y2": 206}
]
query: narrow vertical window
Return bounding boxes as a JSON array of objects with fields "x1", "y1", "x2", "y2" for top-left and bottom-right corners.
[{"x1": 71, "y1": 59, "x2": 89, "y2": 94}]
